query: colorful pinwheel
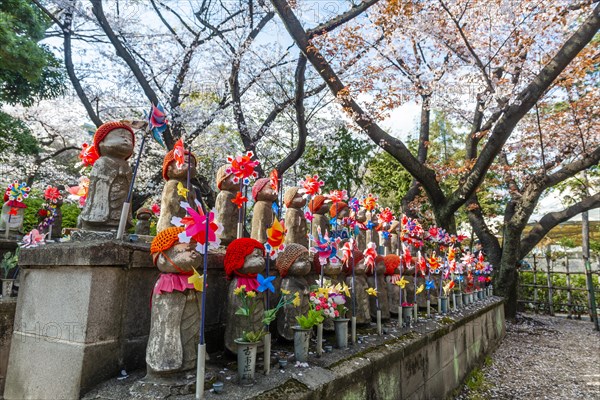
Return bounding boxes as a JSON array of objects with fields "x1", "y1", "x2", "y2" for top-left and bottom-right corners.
[
  {"x1": 226, "y1": 151, "x2": 260, "y2": 185},
  {"x1": 377, "y1": 207, "x2": 395, "y2": 225},
  {"x1": 269, "y1": 169, "x2": 279, "y2": 192},
  {"x1": 298, "y1": 174, "x2": 324, "y2": 197},
  {"x1": 362, "y1": 193, "x2": 378, "y2": 211},
  {"x1": 265, "y1": 217, "x2": 286, "y2": 258},
  {"x1": 328, "y1": 189, "x2": 348, "y2": 204},
  {"x1": 348, "y1": 197, "x2": 361, "y2": 212},
  {"x1": 173, "y1": 137, "x2": 185, "y2": 169},
  {"x1": 425, "y1": 279, "x2": 435, "y2": 290},
  {"x1": 311, "y1": 229, "x2": 340, "y2": 266},
  {"x1": 257, "y1": 273, "x2": 276, "y2": 293},
  {"x1": 363, "y1": 242, "x2": 377, "y2": 272},
  {"x1": 148, "y1": 103, "x2": 167, "y2": 147},
  {"x1": 79, "y1": 143, "x2": 99, "y2": 167},
  {"x1": 173, "y1": 200, "x2": 224, "y2": 254}
]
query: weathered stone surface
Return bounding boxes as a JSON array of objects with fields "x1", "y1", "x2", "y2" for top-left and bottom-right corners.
[
  {"x1": 284, "y1": 208, "x2": 308, "y2": 248},
  {"x1": 0, "y1": 298, "x2": 16, "y2": 396}
]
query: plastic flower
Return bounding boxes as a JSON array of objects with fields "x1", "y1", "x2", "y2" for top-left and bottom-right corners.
[
  {"x1": 79, "y1": 142, "x2": 99, "y2": 167},
  {"x1": 366, "y1": 287, "x2": 378, "y2": 297},
  {"x1": 21, "y1": 229, "x2": 46, "y2": 248},
  {"x1": 257, "y1": 273, "x2": 276, "y2": 293},
  {"x1": 226, "y1": 151, "x2": 260, "y2": 184},
  {"x1": 231, "y1": 191, "x2": 248, "y2": 209},
  {"x1": 292, "y1": 292, "x2": 301, "y2": 307},
  {"x1": 246, "y1": 290, "x2": 256, "y2": 298},
  {"x1": 298, "y1": 174, "x2": 324, "y2": 197},
  {"x1": 362, "y1": 194, "x2": 378, "y2": 211},
  {"x1": 173, "y1": 200, "x2": 223, "y2": 254},
  {"x1": 151, "y1": 203, "x2": 161, "y2": 216},
  {"x1": 233, "y1": 286, "x2": 245, "y2": 295},
  {"x1": 304, "y1": 211, "x2": 314, "y2": 222},
  {"x1": 281, "y1": 289, "x2": 290, "y2": 295}
]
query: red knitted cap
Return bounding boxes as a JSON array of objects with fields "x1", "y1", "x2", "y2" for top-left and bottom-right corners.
[
  {"x1": 162, "y1": 149, "x2": 197, "y2": 181},
  {"x1": 252, "y1": 178, "x2": 271, "y2": 201},
  {"x1": 384, "y1": 254, "x2": 401, "y2": 276},
  {"x1": 224, "y1": 238, "x2": 265, "y2": 279},
  {"x1": 330, "y1": 202, "x2": 348, "y2": 217},
  {"x1": 93, "y1": 121, "x2": 135, "y2": 157},
  {"x1": 308, "y1": 195, "x2": 326, "y2": 213}
]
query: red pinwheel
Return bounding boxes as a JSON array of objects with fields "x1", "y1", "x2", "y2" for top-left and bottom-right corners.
[
  {"x1": 226, "y1": 151, "x2": 260, "y2": 184},
  {"x1": 175, "y1": 202, "x2": 224, "y2": 254},
  {"x1": 269, "y1": 169, "x2": 279, "y2": 192},
  {"x1": 298, "y1": 174, "x2": 324, "y2": 197},
  {"x1": 173, "y1": 137, "x2": 185, "y2": 169},
  {"x1": 340, "y1": 239, "x2": 355, "y2": 265},
  {"x1": 79, "y1": 143, "x2": 99, "y2": 167},
  {"x1": 377, "y1": 207, "x2": 395, "y2": 225},
  {"x1": 231, "y1": 191, "x2": 248, "y2": 209},
  {"x1": 44, "y1": 186, "x2": 62, "y2": 203},
  {"x1": 363, "y1": 242, "x2": 377, "y2": 272},
  {"x1": 328, "y1": 189, "x2": 348, "y2": 204},
  {"x1": 402, "y1": 244, "x2": 412, "y2": 267}
]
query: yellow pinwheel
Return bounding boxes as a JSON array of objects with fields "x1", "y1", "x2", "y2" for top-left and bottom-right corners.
[
  {"x1": 177, "y1": 182, "x2": 189, "y2": 198},
  {"x1": 415, "y1": 284, "x2": 425, "y2": 295},
  {"x1": 395, "y1": 276, "x2": 409, "y2": 289},
  {"x1": 366, "y1": 287, "x2": 378, "y2": 297},
  {"x1": 188, "y1": 267, "x2": 204, "y2": 292}
]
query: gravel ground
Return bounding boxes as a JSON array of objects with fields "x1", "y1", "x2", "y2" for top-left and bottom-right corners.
[{"x1": 457, "y1": 314, "x2": 600, "y2": 400}]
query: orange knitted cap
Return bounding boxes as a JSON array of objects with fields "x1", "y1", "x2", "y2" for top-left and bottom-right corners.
[
  {"x1": 384, "y1": 254, "x2": 401, "y2": 276},
  {"x1": 276, "y1": 243, "x2": 308, "y2": 278},
  {"x1": 150, "y1": 227, "x2": 185, "y2": 265},
  {"x1": 93, "y1": 122, "x2": 135, "y2": 157},
  {"x1": 224, "y1": 238, "x2": 265, "y2": 279},
  {"x1": 308, "y1": 195, "x2": 326, "y2": 213},
  {"x1": 162, "y1": 149, "x2": 197, "y2": 181},
  {"x1": 329, "y1": 202, "x2": 348, "y2": 217},
  {"x1": 216, "y1": 164, "x2": 232, "y2": 190}
]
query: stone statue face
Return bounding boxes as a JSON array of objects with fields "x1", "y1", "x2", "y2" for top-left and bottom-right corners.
[
  {"x1": 137, "y1": 211, "x2": 152, "y2": 221},
  {"x1": 354, "y1": 209, "x2": 367, "y2": 223},
  {"x1": 289, "y1": 193, "x2": 306, "y2": 208},
  {"x1": 323, "y1": 260, "x2": 342, "y2": 276},
  {"x1": 220, "y1": 174, "x2": 238, "y2": 191},
  {"x1": 336, "y1": 207, "x2": 350, "y2": 219},
  {"x1": 316, "y1": 203, "x2": 329, "y2": 215},
  {"x1": 241, "y1": 248, "x2": 266, "y2": 274},
  {"x1": 375, "y1": 260, "x2": 385, "y2": 274},
  {"x1": 157, "y1": 241, "x2": 202, "y2": 273},
  {"x1": 256, "y1": 185, "x2": 277, "y2": 202},
  {"x1": 167, "y1": 154, "x2": 197, "y2": 181},
  {"x1": 354, "y1": 259, "x2": 367, "y2": 275},
  {"x1": 99, "y1": 128, "x2": 134, "y2": 159},
  {"x1": 288, "y1": 253, "x2": 311, "y2": 276}
]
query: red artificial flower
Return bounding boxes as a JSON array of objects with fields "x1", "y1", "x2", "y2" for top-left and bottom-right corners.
[
  {"x1": 8, "y1": 207, "x2": 18, "y2": 216},
  {"x1": 151, "y1": 203, "x2": 161, "y2": 216},
  {"x1": 231, "y1": 191, "x2": 248, "y2": 209},
  {"x1": 44, "y1": 186, "x2": 62, "y2": 203}
]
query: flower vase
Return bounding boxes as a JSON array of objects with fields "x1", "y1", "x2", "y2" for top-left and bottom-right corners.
[
  {"x1": 292, "y1": 326, "x2": 311, "y2": 362},
  {"x1": 477, "y1": 289, "x2": 483, "y2": 300},
  {"x1": 234, "y1": 339, "x2": 259, "y2": 385},
  {"x1": 462, "y1": 293, "x2": 469, "y2": 306},
  {"x1": 1, "y1": 279, "x2": 15, "y2": 297},
  {"x1": 440, "y1": 296, "x2": 448, "y2": 314},
  {"x1": 334, "y1": 318, "x2": 350, "y2": 349},
  {"x1": 455, "y1": 293, "x2": 463, "y2": 308},
  {"x1": 469, "y1": 293, "x2": 474, "y2": 304},
  {"x1": 402, "y1": 306, "x2": 412, "y2": 327}
]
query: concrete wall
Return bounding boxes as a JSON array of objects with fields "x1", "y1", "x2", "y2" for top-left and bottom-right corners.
[{"x1": 256, "y1": 299, "x2": 505, "y2": 400}]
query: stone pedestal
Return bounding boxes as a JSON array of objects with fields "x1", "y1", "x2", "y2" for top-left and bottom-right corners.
[
  {"x1": 3, "y1": 241, "x2": 158, "y2": 400},
  {"x1": 0, "y1": 298, "x2": 17, "y2": 397}
]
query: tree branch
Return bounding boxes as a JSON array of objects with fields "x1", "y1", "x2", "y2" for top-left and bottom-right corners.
[
  {"x1": 520, "y1": 191, "x2": 600, "y2": 257},
  {"x1": 306, "y1": 0, "x2": 380, "y2": 38}
]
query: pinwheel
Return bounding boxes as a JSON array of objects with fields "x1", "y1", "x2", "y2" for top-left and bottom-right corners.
[
  {"x1": 327, "y1": 189, "x2": 348, "y2": 204},
  {"x1": 415, "y1": 284, "x2": 425, "y2": 295},
  {"x1": 265, "y1": 217, "x2": 286, "y2": 258},
  {"x1": 188, "y1": 268, "x2": 204, "y2": 291},
  {"x1": 21, "y1": 229, "x2": 45, "y2": 248},
  {"x1": 298, "y1": 174, "x2": 324, "y2": 197},
  {"x1": 172, "y1": 200, "x2": 224, "y2": 254},
  {"x1": 425, "y1": 279, "x2": 435, "y2": 290},
  {"x1": 348, "y1": 197, "x2": 360, "y2": 212},
  {"x1": 362, "y1": 193, "x2": 378, "y2": 211},
  {"x1": 173, "y1": 137, "x2": 185, "y2": 169},
  {"x1": 256, "y1": 273, "x2": 276, "y2": 293},
  {"x1": 226, "y1": 151, "x2": 260, "y2": 185},
  {"x1": 363, "y1": 242, "x2": 377, "y2": 271},
  {"x1": 79, "y1": 143, "x2": 99, "y2": 167},
  {"x1": 148, "y1": 103, "x2": 167, "y2": 147},
  {"x1": 231, "y1": 191, "x2": 248, "y2": 209},
  {"x1": 269, "y1": 169, "x2": 279, "y2": 192}
]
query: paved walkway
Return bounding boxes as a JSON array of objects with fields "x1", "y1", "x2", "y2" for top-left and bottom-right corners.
[{"x1": 457, "y1": 314, "x2": 600, "y2": 399}]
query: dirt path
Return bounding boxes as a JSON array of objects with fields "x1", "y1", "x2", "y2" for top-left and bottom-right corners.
[{"x1": 457, "y1": 314, "x2": 600, "y2": 400}]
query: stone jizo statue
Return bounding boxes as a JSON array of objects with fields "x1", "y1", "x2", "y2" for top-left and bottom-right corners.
[
  {"x1": 276, "y1": 243, "x2": 310, "y2": 341},
  {"x1": 345, "y1": 251, "x2": 371, "y2": 325},
  {"x1": 367, "y1": 255, "x2": 390, "y2": 320},
  {"x1": 135, "y1": 207, "x2": 153, "y2": 235},
  {"x1": 224, "y1": 238, "x2": 266, "y2": 353},
  {"x1": 250, "y1": 178, "x2": 276, "y2": 244},
  {"x1": 79, "y1": 122, "x2": 134, "y2": 231},
  {"x1": 156, "y1": 149, "x2": 197, "y2": 233},
  {"x1": 308, "y1": 195, "x2": 329, "y2": 240},
  {"x1": 214, "y1": 164, "x2": 238, "y2": 245},
  {"x1": 283, "y1": 187, "x2": 308, "y2": 248},
  {"x1": 384, "y1": 254, "x2": 401, "y2": 315},
  {"x1": 146, "y1": 227, "x2": 203, "y2": 379}
]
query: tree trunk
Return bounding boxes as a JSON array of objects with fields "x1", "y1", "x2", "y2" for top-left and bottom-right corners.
[{"x1": 496, "y1": 228, "x2": 522, "y2": 319}]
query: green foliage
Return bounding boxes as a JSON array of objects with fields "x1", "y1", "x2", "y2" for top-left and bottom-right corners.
[
  {"x1": 0, "y1": 0, "x2": 65, "y2": 106},
  {"x1": 295, "y1": 308, "x2": 324, "y2": 329},
  {"x1": 518, "y1": 271, "x2": 600, "y2": 314},
  {"x1": 299, "y1": 126, "x2": 374, "y2": 196},
  {"x1": 1, "y1": 249, "x2": 19, "y2": 279},
  {"x1": 0, "y1": 110, "x2": 40, "y2": 156},
  {"x1": 364, "y1": 151, "x2": 412, "y2": 211},
  {"x1": 2, "y1": 194, "x2": 80, "y2": 234}
]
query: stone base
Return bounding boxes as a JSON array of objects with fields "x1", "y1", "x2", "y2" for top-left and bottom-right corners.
[{"x1": 130, "y1": 373, "x2": 196, "y2": 399}]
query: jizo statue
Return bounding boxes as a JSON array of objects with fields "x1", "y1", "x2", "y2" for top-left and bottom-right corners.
[
  {"x1": 250, "y1": 178, "x2": 277, "y2": 244},
  {"x1": 283, "y1": 187, "x2": 308, "y2": 248},
  {"x1": 214, "y1": 164, "x2": 238, "y2": 245}
]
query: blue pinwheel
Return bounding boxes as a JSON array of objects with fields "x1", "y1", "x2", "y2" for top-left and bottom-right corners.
[
  {"x1": 425, "y1": 279, "x2": 435, "y2": 290},
  {"x1": 256, "y1": 273, "x2": 276, "y2": 293}
]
